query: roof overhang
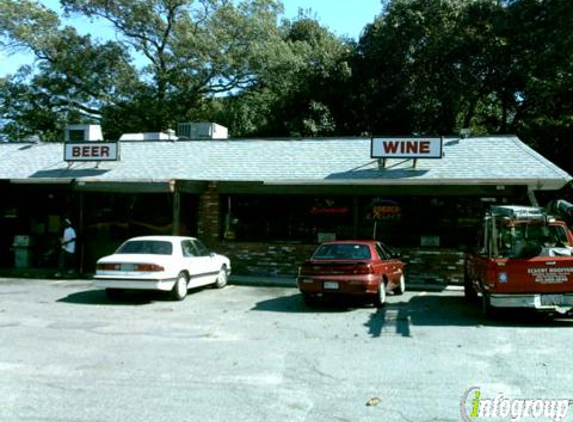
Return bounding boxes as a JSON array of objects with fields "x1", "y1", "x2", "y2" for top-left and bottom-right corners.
[{"x1": 262, "y1": 177, "x2": 571, "y2": 191}]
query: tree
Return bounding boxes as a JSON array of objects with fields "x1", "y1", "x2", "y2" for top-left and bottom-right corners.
[
  {"x1": 222, "y1": 12, "x2": 353, "y2": 137},
  {"x1": 0, "y1": 0, "x2": 286, "y2": 140},
  {"x1": 351, "y1": 0, "x2": 573, "y2": 174}
]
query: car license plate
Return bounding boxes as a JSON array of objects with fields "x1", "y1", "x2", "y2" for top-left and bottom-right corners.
[
  {"x1": 121, "y1": 264, "x2": 136, "y2": 271},
  {"x1": 324, "y1": 281, "x2": 339, "y2": 290},
  {"x1": 541, "y1": 294, "x2": 565, "y2": 306}
]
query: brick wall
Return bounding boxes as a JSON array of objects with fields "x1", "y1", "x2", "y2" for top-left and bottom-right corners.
[
  {"x1": 400, "y1": 248, "x2": 465, "y2": 285},
  {"x1": 210, "y1": 241, "x2": 465, "y2": 285},
  {"x1": 196, "y1": 186, "x2": 465, "y2": 284},
  {"x1": 212, "y1": 241, "x2": 317, "y2": 277},
  {"x1": 197, "y1": 182, "x2": 220, "y2": 245}
]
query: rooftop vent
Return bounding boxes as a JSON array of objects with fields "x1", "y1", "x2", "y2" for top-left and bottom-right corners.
[
  {"x1": 177, "y1": 122, "x2": 228, "y2": 140},
  {"x1": 119, "y1": 131, "x2": 178, "y2": 141},
  {"x1": 65, "y1": 124, "x2": 103, "y2": 142}
]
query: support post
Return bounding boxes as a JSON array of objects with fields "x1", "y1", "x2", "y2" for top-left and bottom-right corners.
[
  {"x1": 527, "y1": 189, "x2": 539, "y2": 207},
  {"x1": 172, "y1": 191, "x2": 181, "y2": 235}
]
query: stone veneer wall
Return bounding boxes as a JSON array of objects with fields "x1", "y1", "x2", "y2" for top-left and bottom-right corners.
[
  {"x1": 212, "y1": 242, "x2": 318, "y2": 277},
  {"x1": 399, "y1": 248, "x2": 465, "y2": 285},
  {"x1": 210, "y1": 241, "x2": 465, "y2": 285},
  {"x1": 196, "y1": 185, "x2": 465, "y2": 284}
]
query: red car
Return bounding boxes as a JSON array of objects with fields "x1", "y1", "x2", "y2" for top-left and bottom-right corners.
[{"x1": 297, "y1": 240, "x2": 405, "y2": 306}]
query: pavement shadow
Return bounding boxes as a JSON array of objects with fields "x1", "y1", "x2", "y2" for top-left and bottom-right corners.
[
  {"x1": 58, "y1": 289, "x2": 154, "y2": 305},
  {"x1": 57, "y1": 287, "x2": 207, "y2": 306},
  {"x1": 364, "y1": 293, "x2": 573, "y2": 338},
  {"x1": 252, "y1": 293, "x2": 361, "y2": 313}
]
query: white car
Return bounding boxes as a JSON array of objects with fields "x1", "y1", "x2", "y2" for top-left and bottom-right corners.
[{"x1": 94, "y1": 236, "x2": 231, "y2": 300}]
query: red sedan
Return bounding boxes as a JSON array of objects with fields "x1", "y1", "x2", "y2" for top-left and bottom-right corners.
[{"x1": 297, "y1": 240, "x2": 405, "y2": 306}]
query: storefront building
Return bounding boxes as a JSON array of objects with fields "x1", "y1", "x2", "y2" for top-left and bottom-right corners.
[{"x1": 0, "y1": 130, "x2": 570, "y2": 284}]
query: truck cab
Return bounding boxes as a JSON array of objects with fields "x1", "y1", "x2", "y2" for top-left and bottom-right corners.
[{"x1": 464, "y1": 205, "x2": 573, "y2": 315}]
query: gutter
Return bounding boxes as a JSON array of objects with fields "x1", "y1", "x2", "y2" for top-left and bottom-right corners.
[{"x1": 263, "y1": 178, "x2": 571, "y2": 191}]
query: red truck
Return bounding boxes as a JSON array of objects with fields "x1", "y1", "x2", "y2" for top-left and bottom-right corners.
[{"x1": 464, "y1": 204, "x2": 573, "y2": 316}]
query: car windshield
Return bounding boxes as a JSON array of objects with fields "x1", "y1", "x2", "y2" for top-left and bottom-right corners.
[
  {"x1": 116, "y1": 240, "x2": 173, "y2": 255},
  {"x1": 312, "y1": 243, "x2": 371, "y2": 260}
]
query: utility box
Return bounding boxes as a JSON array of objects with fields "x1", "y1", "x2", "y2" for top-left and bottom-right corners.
[
  {"x1": 177, "y1": 122, "x2": 228, "y2": 140},
  {"x1": 13, "y1": 235, "x2": 32, "y2": 268}
]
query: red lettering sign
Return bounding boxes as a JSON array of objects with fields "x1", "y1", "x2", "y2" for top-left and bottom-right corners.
[
  {"x1": 382, "y1": 141, "x2": 432, "y2": 155},
  {"x1": 372, "y1": 137, "x2": 442, "y2": 159},
  {"x1": 383, "y1": 141, "x2": 399, "y2": 154}
]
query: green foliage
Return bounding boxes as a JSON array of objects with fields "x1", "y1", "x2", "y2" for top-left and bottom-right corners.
[
  {"x1": 350, "y1": 0, "x2": 573, "y2": 174},
  {"x1": 0, "y1": 0, "x2": 571, "y2": 181}
]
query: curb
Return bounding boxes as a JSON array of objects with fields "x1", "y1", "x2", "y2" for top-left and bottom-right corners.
[
  {"x1": 0, "y1": 272, "x2": 463, "y2": 292},
  {"x1": 229, "y1": 276, "x2": 463, "y2": 292}
]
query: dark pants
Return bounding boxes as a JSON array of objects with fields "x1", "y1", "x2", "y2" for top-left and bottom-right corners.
[{"x1": 59, "y1": 250, "x2": 76, "y2": 272}]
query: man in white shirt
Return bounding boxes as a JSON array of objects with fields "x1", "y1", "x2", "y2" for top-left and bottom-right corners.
[{"x1": 55, "y1": 218, "x2": 77, "y2": 278}]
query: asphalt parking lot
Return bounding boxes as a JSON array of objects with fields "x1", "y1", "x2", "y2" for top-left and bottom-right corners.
[{"x1": 1, "y1": 278, "x2": 573, "y2": 422}]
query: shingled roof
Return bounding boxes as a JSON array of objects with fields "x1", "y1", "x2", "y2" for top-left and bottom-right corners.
[{"x1": 0, "y1": 136, "x2": 570, "y2": 190}]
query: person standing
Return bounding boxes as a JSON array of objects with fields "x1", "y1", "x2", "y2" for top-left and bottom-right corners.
[{"x1": 55, "y1": 218, "x2": 76, "y2": 278}]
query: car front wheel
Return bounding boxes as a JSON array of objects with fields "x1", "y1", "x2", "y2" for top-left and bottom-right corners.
[
  {"x1": 171, "y1": 272, "x2": 188, "y2": 301},
  {"x1": 373, "y1": 281, "x2": 386, "y2": 307},
  {"x1": 214, "y1": 266, "x2": 228, "y2": 289},
  {"x1": 394, "y1": 274, "x2": 406, "y2": 295}
]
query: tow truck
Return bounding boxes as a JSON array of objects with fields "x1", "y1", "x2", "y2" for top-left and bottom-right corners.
[{"x1": 464, "y1": 202, "x2": 573, "y2": 316}]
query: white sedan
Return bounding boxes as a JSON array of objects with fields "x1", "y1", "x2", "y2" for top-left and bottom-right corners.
[{"x1": 94, "y1": 236, "x2": 231, "y2": 300}]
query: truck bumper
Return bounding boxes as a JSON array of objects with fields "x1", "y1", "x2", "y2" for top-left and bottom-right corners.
[{"x1": 490, "y1": 293, "x2": 573, "y2": 311}]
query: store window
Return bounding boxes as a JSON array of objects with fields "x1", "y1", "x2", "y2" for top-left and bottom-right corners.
[
  {"x1": 221, "y1": 194, "x2": 501, "y2": 249},
  {"x1": 358, "y1": 196, "x2": 487, "y2": 249},
  {"x1": 83, "y1": 193, "x2": 175, "y2": 242},
  {"x1": 221, "y1": 195, "x2": 354, "y2": 243}
]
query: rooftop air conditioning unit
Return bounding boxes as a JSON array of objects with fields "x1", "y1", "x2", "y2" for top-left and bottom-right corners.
[
  {"x1": 177, "y1": 122, "x2": 228, "y2": 140},
  {"x1": 65, "y1": 124, "x2": 103, "y2": 142},
  {"x1": 119, "y1": 131, "x2": 177, "y2": 141}
]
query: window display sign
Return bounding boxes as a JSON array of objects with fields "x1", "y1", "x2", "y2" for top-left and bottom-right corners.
[
  {"x1": 64, "y1": 142, "x2": 119, "y2": 162},
  {"x1": 367, "y1": 199, "x2": 402, "y2": 221},
  {"x1": 371, "y1": 137, "x2": 442, "y2": 159}
]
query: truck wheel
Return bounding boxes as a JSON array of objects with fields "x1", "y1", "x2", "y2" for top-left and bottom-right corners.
[
  {"x1": 481, "y1": 292, "x2": 496, "y2": 317},
  {"x1": 464, "y1": 276, "x2": 478, "y2": 303}
]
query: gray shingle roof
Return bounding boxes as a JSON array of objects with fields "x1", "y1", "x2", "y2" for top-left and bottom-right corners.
[{"x1": 0, "y1": 136, "x2": 570, "y2": 190}]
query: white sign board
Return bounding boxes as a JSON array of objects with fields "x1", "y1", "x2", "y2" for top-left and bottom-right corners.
[
  {"x1": 371, "y1": 137, "x2": 442, "y2": 159},
  {"x1": 64, "y1": 142, "x2": 119, "y2": 162}
]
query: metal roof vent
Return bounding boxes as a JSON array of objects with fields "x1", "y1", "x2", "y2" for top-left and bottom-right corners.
[
  {"x1": 177, "y1": 122, "x2": 228, "y2": 140},
  {"x1": 119, "y1": 131, "x2": 178, "y2": 141},
  {"x1": 65, "y1": 124, "x2": 103, "y2": 142}
]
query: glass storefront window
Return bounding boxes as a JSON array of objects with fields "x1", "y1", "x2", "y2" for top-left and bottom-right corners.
[
  {"x1": 222, "y1": 194, "x2": 491, "y2": 248},
  {"x1": 221, "y1": 195, "x2": 353, "y2": 243}
]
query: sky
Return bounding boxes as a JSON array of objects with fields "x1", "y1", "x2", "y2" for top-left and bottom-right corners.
[{"x1": 0, "y1": 0, "x2": 383, "y2": 77}]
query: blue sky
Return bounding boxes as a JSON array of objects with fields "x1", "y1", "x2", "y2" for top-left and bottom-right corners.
[{"x1": 0, "y1": 0, "x2": 383, "y2": 77}]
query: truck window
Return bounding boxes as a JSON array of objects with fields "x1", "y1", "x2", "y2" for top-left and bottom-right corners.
[
  {"x1": 497, "y1": 223, "x2": 559, "y2": 258},
  {"x1": 549, "y1": 225, "x2": 569, "y2": 246}
]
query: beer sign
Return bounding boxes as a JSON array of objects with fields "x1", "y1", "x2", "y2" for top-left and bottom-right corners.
[
  {"x1": 64, "y1": 142, "x2": 119, "y2": 162},
  {"x1": 371, "y1": 137, "x2": 442, "y2": 159}
]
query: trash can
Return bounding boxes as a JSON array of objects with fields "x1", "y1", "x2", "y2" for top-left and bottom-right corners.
[{"x1": 13, "y1": 235, "x2": 32, "y2": 268}]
